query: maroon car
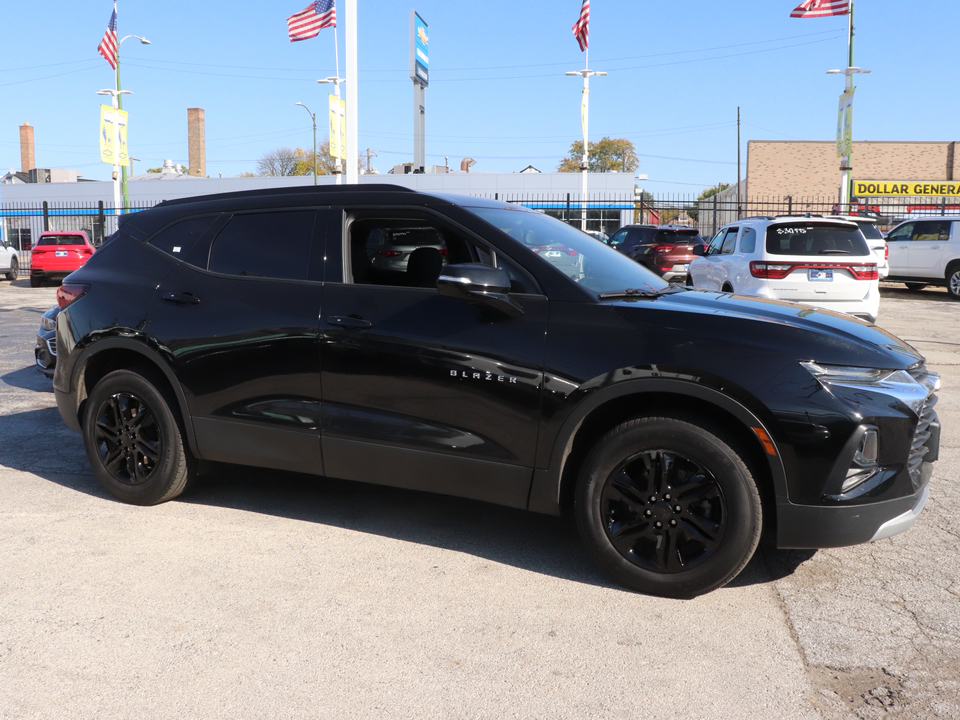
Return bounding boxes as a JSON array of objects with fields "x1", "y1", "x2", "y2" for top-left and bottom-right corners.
[{"x1": 606, "y1": 225, "x2": 705, "y2": 281}]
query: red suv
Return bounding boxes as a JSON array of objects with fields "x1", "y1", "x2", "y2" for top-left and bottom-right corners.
[
  {"x1": 606, "y1": 225, "x2": 705, "y2": 281},
  {"x1": 30, "y1": 231, "x2": 96, "y2": 287}
]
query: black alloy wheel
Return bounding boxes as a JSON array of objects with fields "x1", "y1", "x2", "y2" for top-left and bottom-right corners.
[
  {"x1": 83, "y1": 368, "x2": 194, "y2": 505},
  {"x1": 576, "y1": 414, "x2": 762, "y2": 598},
  {"x1": 5, "y1": 257, "x2": 17, "y2": 281}
]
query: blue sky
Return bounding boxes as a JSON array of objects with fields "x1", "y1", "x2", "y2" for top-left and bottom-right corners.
[{"x1": 2, "y1": 1, "x2": 957, "y2": 196}]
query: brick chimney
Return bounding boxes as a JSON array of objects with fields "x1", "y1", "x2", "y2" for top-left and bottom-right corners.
[
  {"x1": 20, "y1": 123, "x2": 35, "y2": 172},
  {"x1": 187, "y1": 108, "x2": 206, "y2": 178}
]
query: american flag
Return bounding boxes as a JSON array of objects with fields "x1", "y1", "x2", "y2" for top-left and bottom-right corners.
[
  {"x1": 572, "y1": 0, "x2": 590, "y2": 51},
  {"x1": 287, "y1": 0, "x2": 337, "y2": 42},
  {"x1": 98, "y1": 8, "x2": 118, "y2": 69},
  {"x1": 790, "y1": 0, "x2": 850, "y2": 18}
]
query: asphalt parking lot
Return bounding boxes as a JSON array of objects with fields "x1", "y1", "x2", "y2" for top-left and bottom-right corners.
[{"x1": 1, "y1": 279, "x2": 957, "y2": 720}]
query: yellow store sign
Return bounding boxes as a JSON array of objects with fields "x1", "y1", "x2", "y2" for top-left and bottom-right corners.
[{"x1": 854, "y1": 181, "x2": 960, "y2": 197}]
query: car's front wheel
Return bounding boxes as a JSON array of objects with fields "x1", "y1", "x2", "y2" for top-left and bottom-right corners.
[
  {"x1": 5, "y1": 257, "x2": 17, "y2": 281},
  {"x1": 575, "y1": 414, "x2": 762, "y2": 598},
  {"x1": 82, "y1": 367, "x2": 195, "y2": 505}
]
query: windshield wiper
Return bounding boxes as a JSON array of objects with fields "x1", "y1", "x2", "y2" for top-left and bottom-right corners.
[
  {"x1": 819, "y1": 249, "x2": 851, "y2": 255},
  {"x1": 597, "y1": 287, "x2": 663, "y2": 300}
]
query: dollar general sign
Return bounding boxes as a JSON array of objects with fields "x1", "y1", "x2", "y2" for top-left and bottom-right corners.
[{"x1": 854, "y1": 181, "x2": 960, "y2": 197}]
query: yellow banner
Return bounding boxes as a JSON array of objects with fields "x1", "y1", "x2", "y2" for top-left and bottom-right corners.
[
  {"x1": 854, "y1": 181, "x2": 960, "y2": 197},
  {"x1": 99, "y1": 105, "x2": 129, "y2": 166},
  {"x1": 328, "y1": 94, "x2": 346, "y2": 160}
]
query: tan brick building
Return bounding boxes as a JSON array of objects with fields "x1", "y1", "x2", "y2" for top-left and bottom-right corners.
[{"x1": 746, "y1": 140, "x2": 959, "y2": 201}]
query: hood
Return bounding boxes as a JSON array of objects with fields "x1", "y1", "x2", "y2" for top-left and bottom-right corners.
[{"x1": 612, "y1": 289, "x2": 923, "y2": 370}]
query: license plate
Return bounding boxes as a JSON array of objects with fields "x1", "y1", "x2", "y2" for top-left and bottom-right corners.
[
  {"x1": 55, "y1": 251, "x2": 68, "y2": 258},
  {"x1": 545, "y1": 251, "x2": 562, "y2": 258},
  {"x1": 809, "y1": 268, "x2": 833, "y2": 282}
]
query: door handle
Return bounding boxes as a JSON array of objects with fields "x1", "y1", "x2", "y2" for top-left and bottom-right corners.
[
  {"x1": 325, "y1": 315, "x2": 372, "y2": 330},
  {"x1": 162, "y1": 292, "x2": 200, "y2": 305}
]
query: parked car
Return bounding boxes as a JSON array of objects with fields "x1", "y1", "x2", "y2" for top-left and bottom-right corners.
[
  {"x1": 29, "y1": 231, "x2": 96, "y2": 287},
  {"x1": 606, "y1": 225, "x2": 705, "y2": 281},
  {"x1": 366, "y1": 226, "x2": 448, "y2": 274},
  {"x1": 34, "y1": 305, "x2": 60, "y2": 378},
  {"x1": 1, "y1": 238, "x2": 20, "y2": 280},
  {"x1": 883, "y1": 216, "x2": 960, "y2": 298},
  {"x1": 52, "y1": 185, "x2": 939, "y2": 599},
  {"x1": 825, "y1": 215, "x2": 888, "y2": 278},
  {"x1": 688, "y1": 216, "x2": 880, "y2": 322}
]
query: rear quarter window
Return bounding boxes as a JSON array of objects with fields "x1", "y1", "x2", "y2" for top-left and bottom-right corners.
[{"x1": 766, "y1": 224, "x2": 869, "y2": 256}]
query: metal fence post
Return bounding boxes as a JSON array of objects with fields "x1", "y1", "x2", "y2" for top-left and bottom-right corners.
[{"x1": 42, "y1": 201, "x2": 49, "y2": 232}]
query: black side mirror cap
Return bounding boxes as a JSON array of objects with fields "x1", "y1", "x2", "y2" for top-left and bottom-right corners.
[
  {"x1": 692, "y1": 245, "x2": 706, "y2": 256},
  {"x1": 437, "y1": 263, "x2": 524, "y2": 319}
]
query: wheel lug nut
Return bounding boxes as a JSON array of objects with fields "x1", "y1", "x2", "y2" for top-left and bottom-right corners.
[
  {"x1": 649, "y1": 496, "x2": 657, "y2": 502},
  {"x1": 645, "y1": 510, "x2": 653, "y2": 517},
  {"x1": 655, "y1": 521, "x2": 663, "y2": 529},
  {"x1": 669, "y1": 520, "x2": 677, "y2": 527},
  {"x1": 675, "y1": 505, "x2": 682, "y2": 512},
  {"x1": 664, "y1": 494, "x2": 671, "y2": 500}
]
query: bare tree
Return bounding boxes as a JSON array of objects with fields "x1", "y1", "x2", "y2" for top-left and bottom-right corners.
[{"x1": 256, "y1": 147, "x2": 300, "y2": 177}]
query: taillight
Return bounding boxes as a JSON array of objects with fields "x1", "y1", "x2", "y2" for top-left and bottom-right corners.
[
  {"x1": 567, "y1": 249, "x2": 578, "y2": 257},
  {"x1": 439, "y1": 248, "x2": 448, "y2": 256},
  {"x1": 654, "y1": 245, "x2": 673, "y2": 253},
  {"x1": 884, "y1": 245, "x2": 889, "y2": 260},
  {"x1": 750, "y1": 262, "x2": 794, "y2": 279},
  {"x1": 848, "y1": 264, "x2": 879, "y2": 280},
  {"x1": 379, "y1": 250, "x2": 403, "y2": 257},
  {"x1": 57, "y1": 283, "x2": 89, "y2": 309}
]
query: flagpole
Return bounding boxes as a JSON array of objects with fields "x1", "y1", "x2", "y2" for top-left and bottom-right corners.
[
  {"x1": 582, "y1": 47, "x2": 589, "y2": 232},
  {"x1": 333, "y1": 20, "x2": 343, "y2": 185}
]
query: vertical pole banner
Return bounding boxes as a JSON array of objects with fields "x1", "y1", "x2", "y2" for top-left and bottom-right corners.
[
  {"x1": 328, "y1": 94, "x2": 346, "y2": 159},
  {"x1": 99, "y1": 106, "x2": 129, "y2": 166},
  {"x1": 100, "y1": 106, "x2": 114, "y2": 164},
  {"x1": 836, "y1": 88, "x2": 855, "y2": 158}
]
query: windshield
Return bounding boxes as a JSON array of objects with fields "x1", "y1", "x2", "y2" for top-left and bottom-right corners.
[{"x1": 469, "y1": 206, "x2": 668, "y2": 296}]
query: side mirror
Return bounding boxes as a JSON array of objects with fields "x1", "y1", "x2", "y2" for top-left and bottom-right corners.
[
  {"x1": 437, "y1": 263, "x2": 524, "y2": 319},
  {"x1": 692, "y1": 244, "x2": 706, "y2": 256}
]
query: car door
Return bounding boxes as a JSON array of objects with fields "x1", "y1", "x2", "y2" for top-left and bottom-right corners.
[
  {"x1": 909, "y1": 220, "x2": 952, "y2": 277},
  {"x1": 146, "y1": 208, "x2": 328, "y2": 474},
  {"x1": 318, "y1": 206, "x2": 549, "y2": 509},
  {"x1": 885, "y1": 222, "x2": 913, "y2": 275},
  {"x1": 696, "y1": 227, "x2": 737, "y2": 290}
]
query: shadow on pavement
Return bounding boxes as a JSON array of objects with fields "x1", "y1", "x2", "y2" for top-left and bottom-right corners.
[
  {"x1": 1, "y1": 405, "x2": 820, "y2": 596},
  {"x1": 2, "y1": 364, "x2": 54, "y2": 393}
]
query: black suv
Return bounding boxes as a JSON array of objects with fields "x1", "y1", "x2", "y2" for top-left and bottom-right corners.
[{"x1": 53, "y1": 185, "x2": 940, "y2": 598}]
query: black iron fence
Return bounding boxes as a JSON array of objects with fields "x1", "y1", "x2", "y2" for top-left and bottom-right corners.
[{"x1": 3, "y1": 194, "x2": 958, "y2": 267}]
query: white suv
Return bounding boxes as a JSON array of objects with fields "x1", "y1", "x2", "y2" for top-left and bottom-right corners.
[
  {"x1": 688, "y1": 216, "x2": 880, "y2": 322},
  {"x1": 884, "y1": 216, "x2": 960, "y2": 299},
  {"x1": 1, "y1": 237, "x2": 20, "y2": 281}
]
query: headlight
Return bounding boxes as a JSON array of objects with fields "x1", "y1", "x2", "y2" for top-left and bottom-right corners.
[
  {"x1": 801, "y1": 361, "x2": 930, "y2": 415},
  {"x1": 40, "y1": 315, "x2": 57, "y2": 332}
]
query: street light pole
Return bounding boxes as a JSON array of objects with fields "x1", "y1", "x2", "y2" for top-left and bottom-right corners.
[
  {"x1": 566, "y1": 64, "x2": 606, "y2": 232},
  {"x1": 296, "y1": 102, "x2": 318, "y2": 185},
  {"x1": 97, "y1": 88, "x2": 133, "y2": 215},
  {"x1": 116, "y1": 34, "x2": 150, "y2": 211},
  {"x1": 318, "y1": 76, "x2": 345, "y2": 185}
]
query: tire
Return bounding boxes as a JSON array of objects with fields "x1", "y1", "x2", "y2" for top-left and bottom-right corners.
[
  {"x1": 904, "y1": 282, "x2": 927, "y2": 292},
  {"x1": 30, "y1": 274, "x2": 41, "y2": 288},
  {"x1": 82, "y1": 367, "x2": 195, "y2": 505},
  {"x1": 721, "y1": 283, "x2": 733, "y2": 293},
  {"x1": 685, "y1": 274, "x2": 695, "y2": 288},
  {"x1": 575, "y1": 414, "x2": 762, "y2": 599},
  {"x1": 947, "y1": 266, "x2": 960, "y2": 300},
  {"x1": 5, "y1": 257, "x2": 17, "y2": 281}
]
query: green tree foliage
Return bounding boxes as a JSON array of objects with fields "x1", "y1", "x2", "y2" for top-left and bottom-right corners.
[
  {"x1": 687, "y1": 182, "x2": 731, "y2": 222},
  {"x1": 558, "y1": 137, "x2": 639, "y2": 173}
]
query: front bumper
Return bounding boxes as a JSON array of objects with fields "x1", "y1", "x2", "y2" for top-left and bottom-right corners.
[{"x1": 34, "y1": 332, "x2": 56, "y2": 377}]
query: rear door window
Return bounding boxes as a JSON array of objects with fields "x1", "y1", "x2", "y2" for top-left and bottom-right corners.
[
  {"x1": 209, "y1": 210, "x2": 318, "y2": 280},
  {"x1": 766, "y1": 224, "x2": 869, "y2": 256},
  {"x1": 148, "y1": 215, "x2": 223, "y2": 266}
]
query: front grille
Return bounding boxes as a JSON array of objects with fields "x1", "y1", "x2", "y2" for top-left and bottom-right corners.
[
  {"x1": 907, "y1": 363, "x2": 939, "y2": 486},
  {"x1": 47, "y1": 337, "x2": 57, "y2": 357}
]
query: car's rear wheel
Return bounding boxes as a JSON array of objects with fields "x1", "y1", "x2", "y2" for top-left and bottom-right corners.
[
  {"x1": 946, "y1": 266, "x2": 960, "y2": 300},
  {"x1": 575, "y1": 414, "x2": 762, "y2": 598},
  {"x1": 29, "y1": 274, "x2": 41, "y2": 288},
  {"x1": 5, "y1": 257, "x2": 17, "y2": 281},
  {"x1": 83, "y1": 367, "x2": 195, "y2": 505},
  {"x1": 904, "y1": 282, "x2": 927, "y2": 292}
]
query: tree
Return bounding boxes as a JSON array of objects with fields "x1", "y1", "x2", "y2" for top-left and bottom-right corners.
[
  {"x1": 256, "y1": 147, "x2": 301, "y2": 177},
  {"x1": 558, "y1": 137, "x2": 639, "y2": 173},
  {"x1": 687, "y1": 183, "x2": 731, "y2": 222}
]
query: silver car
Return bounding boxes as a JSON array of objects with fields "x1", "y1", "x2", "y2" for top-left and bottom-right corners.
[{"x1": 367, "y1": 226, "x2": 448, "y2": 272}]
